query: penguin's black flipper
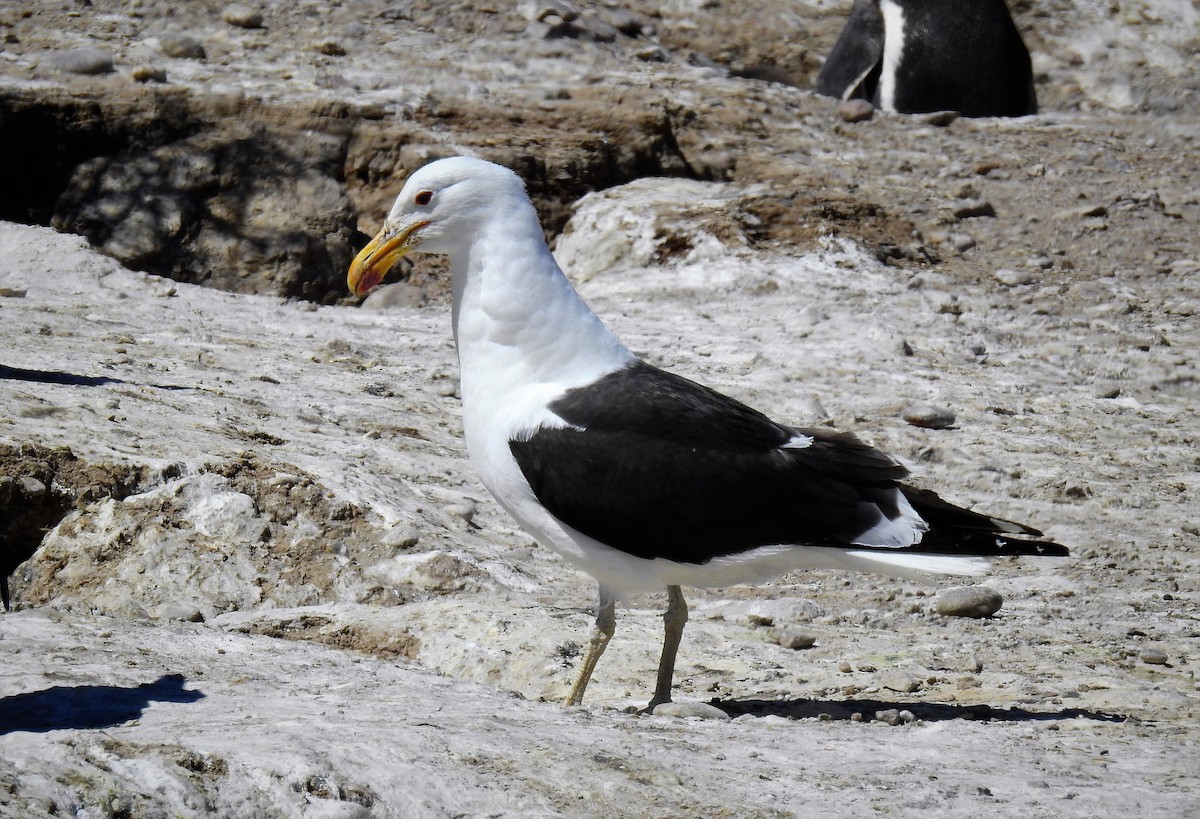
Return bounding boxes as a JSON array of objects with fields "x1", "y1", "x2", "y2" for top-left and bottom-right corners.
[{"x1": 815, "y1": 0, "x2": 885, "y2": 101}]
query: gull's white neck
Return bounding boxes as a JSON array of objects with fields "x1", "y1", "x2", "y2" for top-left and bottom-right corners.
[{"x1": 448, "y1": 213, "x2": 634, "y2": 442}]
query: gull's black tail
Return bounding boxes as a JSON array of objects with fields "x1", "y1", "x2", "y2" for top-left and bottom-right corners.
[{"x1": 899, "y1": 486, "x2": 1069, "y2": 557}]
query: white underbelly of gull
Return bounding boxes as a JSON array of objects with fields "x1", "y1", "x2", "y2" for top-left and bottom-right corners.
[{"x1": 347, "y1": 156, "x2": 1069, "y2": 711}]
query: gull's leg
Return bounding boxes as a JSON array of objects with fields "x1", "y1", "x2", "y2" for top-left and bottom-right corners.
[
  {"x1": 647, "y1": 585, "x2": 688, "y2": 710},
  {"x1": 566, "y1": 586, "x2": 616, "y2": 707}
]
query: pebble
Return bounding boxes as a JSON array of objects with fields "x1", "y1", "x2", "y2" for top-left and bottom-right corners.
[
  {"x1": 951, "y1": 199, "x2": 996, "y2": 219},
  {"x1": 606, "y1": 8, "x2": 645, "y2": 35},
  {"x1": 1056, "y1": 203, "x2": 1108, "y2": 220},
  {"x1": 19, "y1": 477, "x2": 48, "y2": 498},
  {"x1": 923, "y1": 111, "x2": 959, "y2": 127},
  {"x1": 158, "y1": 34, "x2": 206, "y2": 59},
  {"x1": 152, "y1": 601, "x2": 205, "y2": 622},
  {"x1": 381, "y1": 523, "x2": 420, "y2": 550},
  {"x1": 875, "y1": 708, "x2": 915, "y2": 726},
  {"x1": 0, "y1": 287, "x2": 27, "y2": 298},
  {"x1": 131, "y1": 66, "x2": 167, "y2": 83},
  {"x1": 362, "y1": 283, "x2": 428, "y2": 309},
  {"x1": 948, "y1": 232, "x2": 977, "y2": 253},
  {"x1": 314, "y1": 39, "x2": 346, "y2": 56},
  {"x1": 651, "y1": 702, "x2": 730, "y2": 721},
  {"x1": 936, "y1": 586, "x2": 1004, "y2": 618},
  {"x1": 837, "y1": 99, "x2": 875, "y2": 123},
  {"x1": 1139, "y1": 647, "x2": 1169, "y2": 665},
  {"x1": 634, "y1": 45, "x2": 670, "y2": 62},
  {"x1": 881, "y1": 670, "x2": 921, "y2": 694},
  {"x1": 222, "y1": 5, "x2": 265, "y2": 29},
  {"x1": 441, "y1": 499, "x2": 477, "y2": 524},
  {"x1": 994, "y1": 268, "x2": 1035, "y2": 286},
  {"x1": 902, "y1": 404, "x2": 956, "y2": 429},
  {"x1": 537, "y1": 2, "x2": 580, "y2": 23},
  {"x1": 47, "y1": 47, "x2": 115, "y2": 75},
  {"x1": 775, "y1": 627, "x2": 816, "y2": 650},
  {"x1": 838, "y1": 660, "x2": 853, "y2": 673}
]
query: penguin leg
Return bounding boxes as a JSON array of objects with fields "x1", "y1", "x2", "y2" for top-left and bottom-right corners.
[
  {"x1": 647, "y1": 585, "x2": 689, "y2": 711},
  {"x1": 566, "y1": 586, "x2": 616, "y2": 706}
]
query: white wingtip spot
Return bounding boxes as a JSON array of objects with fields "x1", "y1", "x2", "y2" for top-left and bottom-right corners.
[{"x1": 782, "y1": 434, "x2": 813, "y2": 450}]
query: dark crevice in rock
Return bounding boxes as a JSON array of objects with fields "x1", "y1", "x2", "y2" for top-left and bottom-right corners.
[{"x1": 0, "y1": 444, "x2": 149, "y2": 611}]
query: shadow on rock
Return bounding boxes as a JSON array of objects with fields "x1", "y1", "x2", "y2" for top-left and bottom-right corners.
[
  {"x1": 713, "y1": 697, "x2": 1126, "y2": 724},
  {"x1": 0, "y1": 364, "x2": 126, "y2": 388},
  {"x1": 0, "y1": 364, "x2": 197, "y2": 392},
  {"x1": 0, "y1": 673, "x2": 204, "y2": 734}
]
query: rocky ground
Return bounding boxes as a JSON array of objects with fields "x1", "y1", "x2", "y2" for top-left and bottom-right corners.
[{"x1": 1, "y1": 0, "x2": 1198, "y2": 816}]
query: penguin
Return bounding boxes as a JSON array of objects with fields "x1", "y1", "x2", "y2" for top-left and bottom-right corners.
[{"x1": 815, "y1": 0, "x2": 1037, "y2": 117}]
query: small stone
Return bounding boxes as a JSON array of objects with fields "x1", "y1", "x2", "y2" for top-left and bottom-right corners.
[
  {"x1": 948, "y1": 233, "x2": 977, "y2": 253},
  {"x1": 634, "y1": 45, "x2": 670, "y2": 62},
  {"x1": 935, "y1": 295, "x2": 963, "y2": 315},
  {"x1": 956, "y1": 675, "x2": 982, "y2": 690},
  {"x1": 838, "y1": 660, "x2": 853, "y2": 673},
  {"x1": 0, "y1": 287, "x2": 27, "y2": 298},
  {"x1": 882, "y1": 670, "x2": 921, "y2": 694},
  {"x1": 1094, "y1": 383, "x2": 1122, "y2": 399},
  {"x1": 1027, "y1": 254, "x2": 1054, "y2": 270},
  {"x1": 994, "y1": 268, "x2": 1035, "y2": 286},
  {"x1": 153, "y1": 601, "x2": 205, "y2": 622},
  {"x1": 537, "y1": 2, "x2": 580, "y2": 23},
  {"x1": 902, "y1": 404, "x2": 956, "y2": 429},
  {"x1": 936, "y1": 586, "x2": 1003, "y2": 619},
  {"x1": 837, "y1": 98, "x2": 875, "y2": 123},
  {"x1": 362, "y1": 283, "x2": 428, "y2": 309},
  {"x1": 222, "y1": 5, "x2": 264, "y2": 29},
  {"x1": 19, "y1": 477, "x2": 47, "y2": 498},
  {"x1": 923, "y1": 110, "x2": 959, "y2": 127},
  {"x1": 1139, "y1": 647, "x2": 1169, "y2": 665},
  {"x1": 382, "y1": 524, "x2": 420, "y2": 550},
  {"x1": 314, "y1": 39, "x2": 346, "y2": 56},
  {"x1": 600, "y1": 7, "x2": 643, "y2": 35},
  {"x1": 579, "y1": 18, "x2": 619, "y2": 42},
  {"x1": 131, "y1": 65, "x2": 167, "y2": 83},
  {"x1": 441, "y1": 499, "x2": 477, "y2": 524},
  {"x1": 951, "y1": 199, "x2": 996, "y2": 219},
  {"x1": 158, "y1": 34, "x2": 206, "y2": 59},
  {"x1": 47, "y1": 47, "x2": 115, "y2": 75},
  {"x1": 651, "y1": 702, "x2": 730, "y2": 720},
  {"x1": 775, "y1": 627, "x2": 816, "y2": 650},
  {"x1": 875, "y1": 708, "x2": 902, "y2": 726}
]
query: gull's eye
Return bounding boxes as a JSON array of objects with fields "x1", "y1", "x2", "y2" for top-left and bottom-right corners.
[{"x1": 414, "y1": 190, "x2": 433, "y2": 206}]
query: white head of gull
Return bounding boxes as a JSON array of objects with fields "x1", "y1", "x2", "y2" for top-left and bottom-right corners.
[{"x1": 348, "y1": 156, "x2": 1067, "y2": 711}]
